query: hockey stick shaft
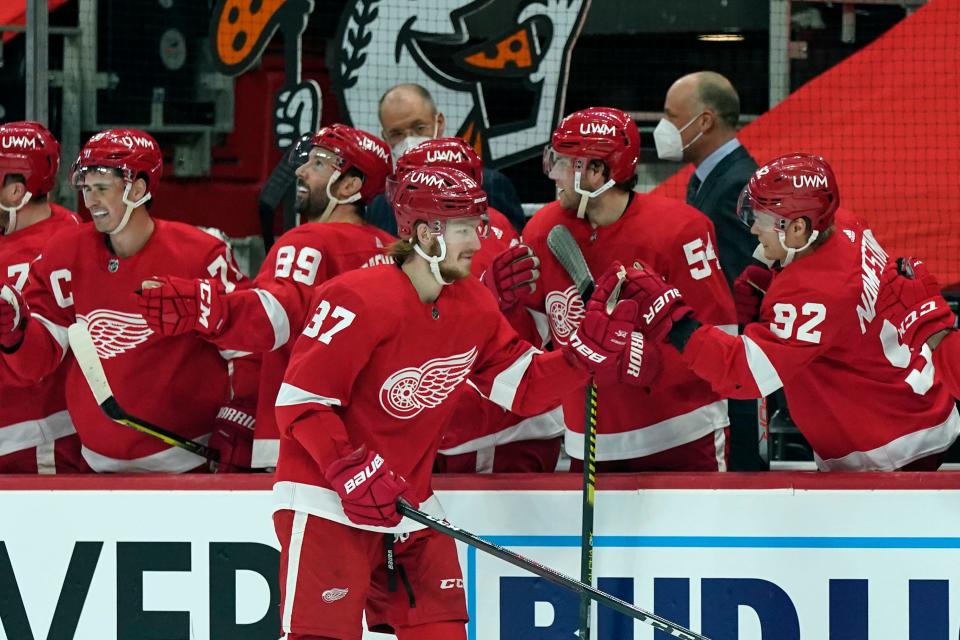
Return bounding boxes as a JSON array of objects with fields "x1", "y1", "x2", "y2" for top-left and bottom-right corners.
[
  {"x1": 546, "y1": 224, "x2": 598, "y2": 639},
  {"x1": 397, "y1": 502, "x2": 709, "y2": 640},
  {"x1": 67, "y1": 323, "x2": 219, "y2": 462}
]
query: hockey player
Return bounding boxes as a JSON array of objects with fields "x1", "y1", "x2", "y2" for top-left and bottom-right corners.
[
  {"x1": 0, "y1": 128, "x2": 250, "y2": 472},
  {"x1": 136, "y1": 124, "x2": 394, "y2": 469},
  {"x1": 491, "y1": 106, "x2": 737, "y2": 472},
  {"x1": 617, "y1": 153, "x2": 960, "y2": 470},
  {"x1": 269, "y1": 166, "x2": 641, "y2": 640},
  {"x1": 0, "y1": 121, "x2": 87, "y2": 473},
  {"x1": 388, "y1": 137, "x2": 565, "y2": 472}
]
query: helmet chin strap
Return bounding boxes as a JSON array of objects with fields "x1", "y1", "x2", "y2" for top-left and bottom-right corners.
[
  {"x1": 0, "y1": 191, "x2": 33, "y2": 236},
  {"x1": 108, "y1": 183, "x2": 151, "y2": 236},
  {"x1": 777, "y1": 229, "x2": 819, "y2": 267},
  {"x1": 319, "y1": 170, "x2": 361, "y2": 220},
  {"x1": 573, "y1": 170, "x2": 615, "y2": 219},
  {"x1": 414, "y1": 235, "x2": 451, "y2": 286}
]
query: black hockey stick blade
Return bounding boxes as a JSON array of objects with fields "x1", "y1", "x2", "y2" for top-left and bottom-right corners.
[
  {"x1": 397, "y1": 502, "x2": 710, "y2": 640},
  {"x1": 547, "y1": 225, "x2": 595, "y2": 302},
  {"x1": 67, "y1": 323, "x2": 219, "y2": 463}
]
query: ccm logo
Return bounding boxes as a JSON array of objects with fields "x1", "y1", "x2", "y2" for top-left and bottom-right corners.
[
  {"x1": 198, "y1": 281, "x2": 213, "y2": 329},
  {"x1": 344, "y1": 454, "x2": 384, "y2": 494},
  {"x1": 643, "y1": 288, "x2": 682, "y2": 324},
  {"x1": 898, "y1": 300, "x2": 941, "y2": 338},
  {"x1": 440, "y1": 578, "x2": 464, "y2": 590},
  {"x1": 569, "y1": 332, "x2": 606, "y2": 363}
]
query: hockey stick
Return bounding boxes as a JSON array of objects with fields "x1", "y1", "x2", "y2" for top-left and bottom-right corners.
[
  {"x1": 546, "y1": 224, "x2": 599, "y2": 639},
  {"x1": 67, "y1": 323, "x2": 220, "y2": 464},
  {"x1": 398, "y1": 502, "x2": 709, "y2": 640}
]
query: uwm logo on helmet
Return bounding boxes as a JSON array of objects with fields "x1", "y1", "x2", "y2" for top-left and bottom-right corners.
[
  {"x1": 359, "y1": 135, "x2": 389, "y2": 160},
  {"x1": 118, "y1": 134, "x2": 155, "y2": 150},
  {"x1": 579, "y1": 122, "x2": 616, "y2": 136},
  {"x1": 792, "y1": 174, "x2": 828, "y2": 189},
  {"x1": 1, "y1": 135, "x2": 38, "y2": 149},
  {"x1": 333, "y1": 0, "x2": 591, "y2": 168},
  {"x1": 410, "y1": 171, "x2": 447, "y2": 188},
  {"x1": 427, "y1": 149, "x2": 465, "y2": 163}
]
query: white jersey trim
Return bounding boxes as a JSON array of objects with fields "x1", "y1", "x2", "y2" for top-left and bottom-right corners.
[
  {"x1": 439, "y1": 405, "x2": 565, "y2": 455},
  {"x1": 80, "y1": 434, "x2": 210, "y2": 473},
  {"x1": 272, "y1": 480, "x2": 445, "y2": 534},
  {"x1": 564, "y1": 399, "x2": 730, "y2": 461},
  {"x1": 281, "y1": 510, "x2": 308, "y2": 634},
  {"x1": 815, "y1": 405, "x2": 960, "y2": 471},
  {"x1": 254, "y1": 288, "x2": 290, "y2": 351},
  {"x1": 276, "y1": 383, "x2": 341, "y2": 408},
  {"x1": 717, "y1": 323, "x2": 738, "y2": 336},
  {"x1": 32, "y1": 312, "x2": 70, "y2": 360},
  {"x1": 252, "y1": 438, "x2": 280, "y2": 469},
  {"x1": 0, "y1": 410, "x2": 76, "y2": 457},
  {"x1": 488, "y1": 346, "x2": 539, "y2": 411},
  {"x1": 741, "y1": 335, "x2": 784, "y2": 396}
]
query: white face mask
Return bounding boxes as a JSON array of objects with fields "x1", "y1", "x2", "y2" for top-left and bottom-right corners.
[
  {"x1": 391, "y1": 135, "x2": 432, "y2": 166},
  {"x1": 653, "y1": 112, "x2": 704, "y2": 162}
]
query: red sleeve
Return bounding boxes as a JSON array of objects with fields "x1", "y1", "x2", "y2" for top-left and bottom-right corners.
[
  {"x1": 0, "y1": 249, "x2": 74, "y2": 385},
  {"x1": 199, "y1": 234, "x2": 247, "y2": 292},
  {"x1": 469, "y1": 307, "x2": 587, "y2": 416},
  {"x1": 934, "y1": 331, "x2": 960, "y2": 399},
  {"x1": 275, "y1": 284, "x2": 380, "y2": 469},
  {"x1": 208, "y1": 236, "x2": 327, "y2": 354},
  {"x1": 682, "y1": 284, "x2": 841, "y2": 399},
  {"x1": 657, "y1": 216, "x2": 736, "y2": 328}
]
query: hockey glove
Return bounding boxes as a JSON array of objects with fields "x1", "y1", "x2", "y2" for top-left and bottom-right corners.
[
  {"x1": 732, "y1": 265, "x2": 774, "y2": 325},
  {"x1": 481, "y1": 244, "x2": 540, "y2": 310},
  {"x1": 136, "y1": 276, "x2": 227, "y2": 338},
  {"x1": 209, "y1": 402, "x2": 256, "y2": 473},
  {"x1": 613, "y1": 265, "x2": 695, "y2": 343},
  {"x1": 0, "y1": 284, "x2": 27, "y2": 351},
  {"x1": 881, "y1": 257, "x2": 956, "y2": 349},
  {"x1": 324, "y1": 445, "x2": 412, "y2": 528}
]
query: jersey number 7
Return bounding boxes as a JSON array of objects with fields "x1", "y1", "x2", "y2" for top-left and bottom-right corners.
[{"x1": 304, "y1": 300, "x2": 356, "y2": 344}]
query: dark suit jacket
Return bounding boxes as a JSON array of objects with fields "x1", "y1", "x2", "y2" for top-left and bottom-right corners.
[
  {"x1": 687, "y1": 144, "x2": 758, "y2": 288},
  {"x1": 365, "y1": 167, "x2": 527, "y2": 236}
]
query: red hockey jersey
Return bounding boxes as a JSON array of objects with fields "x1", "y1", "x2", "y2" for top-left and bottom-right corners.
[
  {"x1": 682, "y1": 226, "x2": 959, "y2": 470},
  {"x1": 236, "y1": 221, "x2": 395, "y2": 468},
  {"x1": 933, "y1": 332, "x2": 960, "y2": 400},
  {"x1": 0, "y1": 205, "x2": 80, "y2": 457},
  {"x1": 273, "y1": 265, "x2": 587, "y2": 533},
  {"x1": 0, "y1": 219, "x2": 246, "y2": 472},
  {"x1": 522, "y1": 194, "x2": 737, "y2": 461}
]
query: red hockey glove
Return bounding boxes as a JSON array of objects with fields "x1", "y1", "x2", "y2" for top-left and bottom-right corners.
[
  {"x1": 324, "y1": 446, "x2": 412, "y2": 527},
  {"x1": 612, "y1": 265, "x2": 694, "y2": 342},
  {"x1": 0, "y1": 284, "x2": 27, "y2": 351},
  {"x1": 136, "y1": 276, "x2": 227, "y2": 338},
  {"x1": 732, "y1": 265, "x2": 774, "y2": 325},
  {"x1": 880, "y1": 258, "x2": 956, "y2": 349},
  {"x1": 209, "y1": 403, "x2": 256, "y2": 473},
  {"x1": 481, "y1": 244, "x2": 540, "y2": 310}
]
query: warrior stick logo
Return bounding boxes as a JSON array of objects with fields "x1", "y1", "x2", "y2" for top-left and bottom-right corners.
[{"x1": 333, "y1": 0, "x2": 591, "y2": 168}]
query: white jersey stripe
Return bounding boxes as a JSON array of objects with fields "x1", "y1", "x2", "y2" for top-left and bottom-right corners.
[
  {"x1": 741, "y1": 335, "x2": 784, "y2": 396},
  {"x1": 275, "y1": 383, "x2": 341, "y2": 408},
  {"x1": 254, "y1": 288, "x2": 290, "y2": 351},
  {"x1": 565, "y1": 400, "x2": 729, "y2": 461},
  {"x1": 816, "y1": 405, "x2": 960, "y2": 471},
  {"x1": 488, "y1": 346, "x2": 539, "y2": 412},
  {"x1": 281, "y1": 510, "x2": 309, "y2": 634}
]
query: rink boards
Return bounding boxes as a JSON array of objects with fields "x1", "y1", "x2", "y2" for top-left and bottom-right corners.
[{"x1": 0, "y1": 473, "x2": 957, "y2": 640}]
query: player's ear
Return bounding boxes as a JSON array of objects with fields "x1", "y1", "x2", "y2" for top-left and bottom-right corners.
[
  {"x1": 130, "y1": 176, "x2": 148, "y2": 202},
  {"x1": 415, "y1": 221, "x2": 432, "y2": 245},
  {"x1": 790, "y1": 217, "x2": 811, "y2": 238},
  {"x1": 435, "y1": 111, "x2": 446, "y2": 137},
  {"x1": 334, "y1": 173, "x2": 363, "y2": 201}
]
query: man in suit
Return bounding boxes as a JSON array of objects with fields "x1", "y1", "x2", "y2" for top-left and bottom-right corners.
[
  {"x1": 365, "y1": 83, "x2": 528, "y2": 235},
  {"x1": 655, "y1": 71, "x2": 758, "y2": 289},
  {"x1": 656, "y1": 71, "x2": 766, "y2": 471}
]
